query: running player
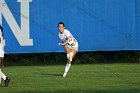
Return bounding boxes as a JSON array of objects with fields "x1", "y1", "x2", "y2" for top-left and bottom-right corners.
[
  {"x1": 0, "y1": 25, "x2": 10, "y2": 87},
  {"x1": 58, "y1": 22, "x2": 78, "y2": 77}
]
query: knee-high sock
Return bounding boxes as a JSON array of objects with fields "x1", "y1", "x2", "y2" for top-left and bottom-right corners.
[
  {"x1": 0, "y1": 69, "x2": 6, "y2": 80},
  {"x1": 64, "y1": 63, "x2": 71, "y2": 73}
]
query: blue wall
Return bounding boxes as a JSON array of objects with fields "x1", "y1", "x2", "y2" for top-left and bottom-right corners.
[
  {"x1": 136, "y1": 0, "x2": 140, "y2": 46},
  {"x1": 1, "y1": 0, "x2": 140, "y2": 53}
]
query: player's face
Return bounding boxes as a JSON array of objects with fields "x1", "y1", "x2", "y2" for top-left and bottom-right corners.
[{"x1": 58, "y1": 24, "x2": 64, "y2": 33}]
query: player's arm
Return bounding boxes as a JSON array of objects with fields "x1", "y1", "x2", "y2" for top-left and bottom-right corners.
[
  {"x1": 58, "y1": 41, "x2": 67, "y2": 46},
  {"x1": 58, "y1": 36, "x2": 72, "y2": 46},
  {"x1": 63, "y1": 36, "x2": 72, "y2": 45},
  {"x1": 60, "y1": 30, "x2": 73, "y2": 46},
  {"x1": 58, "y1": 41, "x2": 65, "y2": 46}
]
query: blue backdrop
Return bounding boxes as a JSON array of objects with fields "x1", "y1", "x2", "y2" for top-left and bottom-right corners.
[{"x1": 1, "y1": 0, "x2": 140, "y2": 53}]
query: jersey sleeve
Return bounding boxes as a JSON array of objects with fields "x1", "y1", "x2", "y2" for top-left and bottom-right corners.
[{"x1": 65, "y1": 30, "x2": 73, "y2": 38}]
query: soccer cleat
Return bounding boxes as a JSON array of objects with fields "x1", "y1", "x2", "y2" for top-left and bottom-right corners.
[
  {"x1": 4, "y1": 77, "x2": 11, "y2": 87},
  {"x1": 63, "y1": 72, "x2": 67, "y2": 78}
]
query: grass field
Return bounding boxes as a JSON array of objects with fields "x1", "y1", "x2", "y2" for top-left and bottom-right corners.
[{"x1": 0, "y1": 64, "x2": 140, "y2": 93}]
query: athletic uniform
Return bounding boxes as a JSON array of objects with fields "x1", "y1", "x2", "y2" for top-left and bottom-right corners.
[
  {"x1": 0, "y1": 26, "x2": 10, "y2": 86},
  {"x1": 0, "y1": 28, "x2": 4, "y2": 58},
  {"x1": 58, "y1": 29, "x2": 78, "y2": 77},
  {"x1": 58, "y1": 29, "x2": 78, "y2": 51},
  {"x1": 0, "y1": 27, "x2": 4, "y2": 84}
]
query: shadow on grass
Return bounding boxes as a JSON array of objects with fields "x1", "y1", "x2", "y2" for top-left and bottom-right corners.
[{"x1": 41, "y1": 73, "x2": 63, "y2": 77}]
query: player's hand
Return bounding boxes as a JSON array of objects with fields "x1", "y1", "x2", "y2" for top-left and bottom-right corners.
[{"x1": 58, "y1": 43, "x2": 64, "y2": 46}]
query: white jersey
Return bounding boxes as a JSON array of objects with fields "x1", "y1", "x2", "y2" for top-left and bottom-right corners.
[
  {"x1": 59, "y1": 29, "x2": 73, "y2": 42},
  {"x1": 58, "y1": 29, "x2": 78, "y2": 51},
  {"x1": 0, "y1": 29, "x2": 4, "y2": 58}
]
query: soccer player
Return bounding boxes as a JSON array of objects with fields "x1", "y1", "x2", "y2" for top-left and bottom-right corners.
[
  {"x1": 58, "y1": 22, "x2": 78, "y2": 77},
  {"x1": 0, "y1": 25, "x2": 10, "y2": 87}
]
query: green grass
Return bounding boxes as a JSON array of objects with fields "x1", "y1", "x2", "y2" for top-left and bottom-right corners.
[{"x1": 0, "y1": 64, "x2": 140, "y2": 93}]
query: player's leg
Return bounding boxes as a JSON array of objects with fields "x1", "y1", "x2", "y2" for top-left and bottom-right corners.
[
  {"x1": 63, "y1": 47, "x2": 72, "y2": 77},
  {"x1": 63, "y1": 47, "x2": 77, "y2": 77},
  {"x1": 0, "y1": 57, "x2": 3, "y2": 67},
  {"x1": 0, "y1": 57, "x2": 10, "y2": 87},
  {"x1": 69, "y1": 49, "x2": 77, "y2": 62},
  {"x1": 0, "y1": 68, "x2": 6, "y2": 82},
  {"x1": 0, "y1": 50, "x2": 4, "y2": 67},
  {"x1": 0, "y1": 69, "x2": 11, "y2": 87},
  {"x1": 63, "y1": 60, "x2": 71, "y2": 77},
  {"x1": 0, "y1": 57, "x2": 2, "y2": 68}
]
